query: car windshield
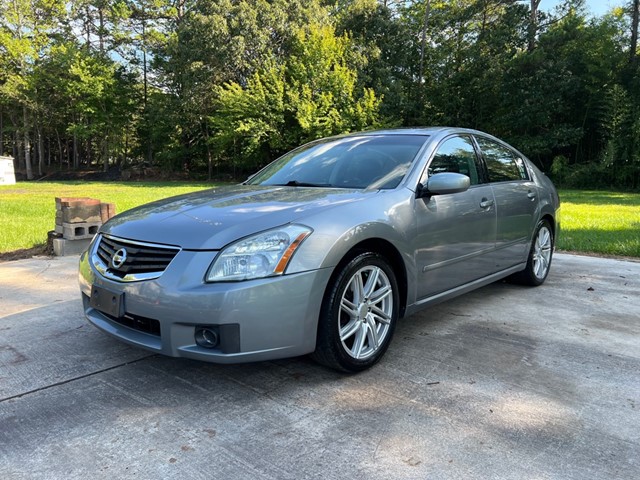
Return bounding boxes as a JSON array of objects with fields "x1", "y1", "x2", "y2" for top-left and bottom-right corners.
[{"x1": 247, "y1": 135, "x2": 429, "y2": 189}]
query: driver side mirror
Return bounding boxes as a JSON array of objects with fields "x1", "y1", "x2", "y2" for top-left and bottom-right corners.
[{"x1": 417, "y1": 172, "x2": 471, "y2": 198}]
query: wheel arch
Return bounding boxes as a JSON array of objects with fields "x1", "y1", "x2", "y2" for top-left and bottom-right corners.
[
  {"x1": 540, "y1": 213, "x2": 556, "y2": 240},
  {"x1": 324, "y1": 238, "x2": 409, "y2": 319}
]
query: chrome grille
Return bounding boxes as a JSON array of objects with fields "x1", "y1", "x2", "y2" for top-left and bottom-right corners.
[{"x1": 92, "y1": 234, "x2": 180, "y2": 282}]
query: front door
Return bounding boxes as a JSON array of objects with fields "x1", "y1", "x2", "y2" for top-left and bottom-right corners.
[{"x1": 414, "y1": 135, "x2": 497, "y2": 300}]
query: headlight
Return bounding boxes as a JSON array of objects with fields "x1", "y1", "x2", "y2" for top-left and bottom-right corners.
[{"x1": 206, "y1": 225, "x2": 312, "y2": 282}]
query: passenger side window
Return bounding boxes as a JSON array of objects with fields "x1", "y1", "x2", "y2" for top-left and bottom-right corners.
[
  {"x1": 476, "y1": 137, "x2": 528, "y2": 182},
  {"x1": 427, "y1": 136, "x2": 481, "y2": 185}
]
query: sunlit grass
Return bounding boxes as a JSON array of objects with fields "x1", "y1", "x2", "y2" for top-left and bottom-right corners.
[
  {"x1": 1, "y1": 183, "x2": 639, "y2": 258},
  {"x1": 557, "y1": 190, "x2": 640, "y2": 257},
  {"x1": 0, "y1": 181, "x2": 214, "y2": 253}
]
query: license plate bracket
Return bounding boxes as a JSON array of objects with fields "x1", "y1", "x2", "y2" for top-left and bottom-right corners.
[{"x1": 90, "y1": 285, "x2": 124, "y2": 318}]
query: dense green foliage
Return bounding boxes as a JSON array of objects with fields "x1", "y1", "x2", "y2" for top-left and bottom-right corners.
[{"x1": 1, "y1": 0, "x2": 639, "y2": 188}]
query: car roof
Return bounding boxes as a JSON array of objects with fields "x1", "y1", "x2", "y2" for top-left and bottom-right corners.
[
  {"x1": 348, "y1": 127, "x2": 490, "y2": 137},
  {"x1": 355, "y1": 127, "x2": 446, "y2": 136}
]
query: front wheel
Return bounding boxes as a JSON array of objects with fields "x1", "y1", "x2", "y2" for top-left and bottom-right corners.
[
  {"x1": 511, "y1": 219, "x2": 554, "y2": 286},
  {"x1": 312, "y1": 252, "x2": 399, "y2": 372}
]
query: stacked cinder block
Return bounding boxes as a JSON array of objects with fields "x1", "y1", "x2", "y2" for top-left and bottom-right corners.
[
  {"x1": 52, "y1": 197, "x2": 117, "y2": 256},
  {"x1": 55, "y1": 197, "x2": 102, "y2": 240}
]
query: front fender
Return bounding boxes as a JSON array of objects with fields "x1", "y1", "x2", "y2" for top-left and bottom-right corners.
[{"x1": 286, "y1": 189, "x2": 418, "y2": 307}]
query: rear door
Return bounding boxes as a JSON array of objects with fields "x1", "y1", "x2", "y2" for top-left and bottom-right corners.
[
  {"x1": 414, "y1": 135, "x2": 497, "y2": 299},
  {"x1": 474, "y1": 136, "x2": 538, "y2": 269}
]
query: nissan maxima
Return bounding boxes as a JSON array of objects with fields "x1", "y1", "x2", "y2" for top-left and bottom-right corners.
[{"x1": 79, "y1": 128, "x2": 560, "y2": 372}]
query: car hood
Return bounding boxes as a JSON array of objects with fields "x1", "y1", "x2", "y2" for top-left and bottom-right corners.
[{"x1": 102, "y1": 185, "x2": 372, "y2": 250}]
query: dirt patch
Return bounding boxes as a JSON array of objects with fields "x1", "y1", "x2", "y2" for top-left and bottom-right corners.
[
  {"x1": 0, "y1": 245, "x2": 51, "y2": 263},
  {"x1": 31, "y1": 168, "x2": 123, "y2": 182}
]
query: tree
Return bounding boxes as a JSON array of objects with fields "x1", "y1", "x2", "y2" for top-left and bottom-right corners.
[
  {"x1": 212, "y1": 23, "x2": 381, "y2": 172},
  {"x1": 146, "y1": 0, "x2": 329, "y2": 172},
  {"x1": 334, "y1": 0, "x2": 415, "y2": 123},
  {"x1": 0, "y1": 0, "x2": 637, "y2": 188},
  {"x1": 0, "y1": 0, "x2": 66, "y2": 179}
]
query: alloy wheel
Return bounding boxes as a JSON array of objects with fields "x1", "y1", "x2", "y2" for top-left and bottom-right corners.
[{"x1": 338, "y1": 265, "x2": 394, "y2": 360}]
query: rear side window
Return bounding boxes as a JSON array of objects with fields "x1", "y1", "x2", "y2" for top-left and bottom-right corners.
[
  {"x1": 427, "y1": 135, "x2": 481, "y2": 185},
  {"x1": 476, "y1": 137, "x2": 528, "y2": 182}
]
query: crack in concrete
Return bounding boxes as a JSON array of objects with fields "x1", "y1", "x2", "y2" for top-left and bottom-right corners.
[{"x1": 0, "y1": 354, "x2": 156, "y2": 404}]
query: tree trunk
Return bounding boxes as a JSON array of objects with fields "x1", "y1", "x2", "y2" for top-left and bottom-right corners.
[
  {"x1": 15, "y1": 130, "x2": 22, "y2": 167},
  {"x1": 56, "y1": 130, "x2": 63, "y2": 168},
  {"x1": 528, "y1": 0, "x2": 541, "y2": 53},
  {"x1": 87, "y1": 137, "x2": 92, "y2": 167},
  {"x1": 103, "y1": 136, "x2": 109, "y2": 173},
  {"x1": 123, "y1": 132, "x2": 128, "y2": 168},
  {"x1": 99, "y1": 7, "x2": 105, "y2": 53},
  {"x1": 23, "y1": 106, "x2": 33, "y2": 180},
  {"x1": 142, "y1": 21, "x2": 153, "y2": 165},
  {"x1": 13, "y1": 131, "x2": 24, "y2": 170},
  {"x1": 418, "y1": 0, "x2": 431, "y2": 87},
  {"x1": 73, "y1": 130, "x2": 78, "y2": 169},
  {"x1": 631, "y1": 0, "x2": 639, "y2": 65},
  {"x1": 143, "y1": 22, "x2": 148, "y2": 108},
  {"x1": 37, "y1": 124, "x2": 44, "y2": 176},
  {"x1": 203, "y1": 122, "x2": 212, "y2": 181},
  {"x1": 85, "y1": 5, "x2": 91, "y2": 47}
]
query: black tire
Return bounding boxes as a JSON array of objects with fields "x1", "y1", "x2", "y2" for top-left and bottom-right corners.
[
  {"x1": 510, "y1": 219, "x2": 554, "y2": 286},
  {"x1": 311, "y1": 252, "x2": 399, "y2": 372}
]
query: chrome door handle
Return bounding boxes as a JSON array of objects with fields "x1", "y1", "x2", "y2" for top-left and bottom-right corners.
[
  {"x1": 527, "y1": 190, "x2": 536, "y2": 199},
  {"x1": 480, "y1": 198, "x2": 494, "y2": 208}
]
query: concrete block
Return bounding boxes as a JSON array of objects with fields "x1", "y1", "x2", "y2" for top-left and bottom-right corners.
[
  {"x1": 55, "y1": 198, "x2": 102, "y2": 224},
  {"x1": 56, "y1": 204, "x2": 102, "y2": 225},
  {"x1": 60, "y1": 222, "x2": 101, "y2": 240},
  {"x1": 52, "y1": 237, "x2": 92, "y2": 256},
  {"x1": 55, "y1": 197, "x2": 101, "y2": 208},
  {"x1": 100, "y1": 203, "x2": 117, "y2": 223},
  {"x1": 47, "y1": 230, "x2": 62, "y2": 255}
]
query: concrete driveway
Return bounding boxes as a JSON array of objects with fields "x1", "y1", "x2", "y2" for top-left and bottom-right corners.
[{"x1": 0, "y1": 253, "x2": 638, "y2": 479}]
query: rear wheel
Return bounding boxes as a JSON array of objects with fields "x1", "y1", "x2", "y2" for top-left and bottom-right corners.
[
  {"x1": 312, "y1": 252, "x2": 399, "y2": 372},
  {"x1": 511, "y1": 219, "x2": 554, "y2": 286}
]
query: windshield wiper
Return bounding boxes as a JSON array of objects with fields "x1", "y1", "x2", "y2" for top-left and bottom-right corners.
[{"x1": 275, "y1": 180, "x2": 332, "y2": 187}]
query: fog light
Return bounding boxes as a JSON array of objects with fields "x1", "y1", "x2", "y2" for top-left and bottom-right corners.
[{"x1": 195, "y1": 327, "x2": 219, "y2": 349}]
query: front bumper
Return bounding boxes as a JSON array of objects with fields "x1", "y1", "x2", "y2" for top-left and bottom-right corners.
[{"x1": 79, "y1": 248, "x2": 332, "y2": 364}]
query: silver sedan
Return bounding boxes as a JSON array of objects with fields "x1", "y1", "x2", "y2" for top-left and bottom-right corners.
[{"x1": 79, "y1": 128, "x2": 560, "y2": 371}]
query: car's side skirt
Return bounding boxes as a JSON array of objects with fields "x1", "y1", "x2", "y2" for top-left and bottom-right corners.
[{"x1": 403, "y1": 263, "x2": 526, "y2": 318}]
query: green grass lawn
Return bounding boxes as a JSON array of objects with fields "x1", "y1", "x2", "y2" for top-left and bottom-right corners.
[
  {"x1": 557, "y1": 189, "x2": 640, "y2": 258},
  {"x1": 1, "y1": 182, "x2": 639, "y2": 258}
]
